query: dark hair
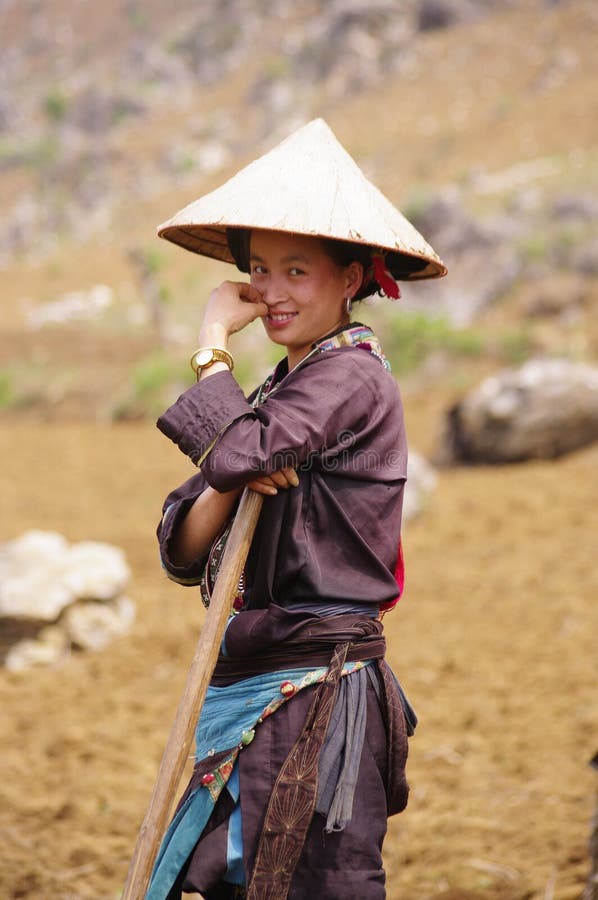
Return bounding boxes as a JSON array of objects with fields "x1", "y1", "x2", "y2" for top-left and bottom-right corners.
[{"x1": 226, "y1": 227, "x2": 427, "y2": 301}]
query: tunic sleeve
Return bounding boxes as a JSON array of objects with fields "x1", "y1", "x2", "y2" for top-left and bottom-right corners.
[
  {"x1": 156, "y1": 351, "x2": 391, "y2": 493},
  {"x1": 156, "y1": 470, "x2": 210, "y2": 585}
]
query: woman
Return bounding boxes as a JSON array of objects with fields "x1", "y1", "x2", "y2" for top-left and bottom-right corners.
[{"x1": 148, "y1": 120, "x2": 446, "y2": 900}]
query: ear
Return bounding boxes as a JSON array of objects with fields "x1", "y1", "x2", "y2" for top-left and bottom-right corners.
[{"x1": 345, "y1": 261, "x2": 364, "y2": 299}]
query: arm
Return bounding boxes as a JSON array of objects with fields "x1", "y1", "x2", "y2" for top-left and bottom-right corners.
[
  {"x1": 159, "y1": 462, "x2": 299, "y2": 576},
  {"x1": 158, "y1": 279, "x2": 365, "y2": 489},
  {"x1": 158, "y1": 278, "x2": 299, "y2": 571},
  {"x1": 157, "y1": 351, "x2": 379, "y2": 491},
  {"x1": 167, "y1": 484, "x2": 242, "y2": 567}
]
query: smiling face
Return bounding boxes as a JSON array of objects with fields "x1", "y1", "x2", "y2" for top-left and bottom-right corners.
[{"x1": 249, "y1": 230, "x2": 362, "y2": 369}]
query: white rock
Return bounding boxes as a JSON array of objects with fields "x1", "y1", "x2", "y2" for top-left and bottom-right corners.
[
  {"x1": 63, "y1": 596, "x2": 136, "y2": 651},
  {"x1": 441, "y1": 359, "x2": 598, "y2": 463},
  {"x1": 0, "y1": 530, "x2": 68, "y2": 567},
  {"x1": 25, "y1": 284, "x2": 113, "y2": 329},
  {"x1": 0, "y1": 531, "x2": 74, "y2": 619},
  {"x1": 62, "y1": 541, "x2": 130, "y2": 601},
  {"x1": 0, "y1": 531, "x2": 131, "y2": 624},
  {"x1": 115, "y1": 595, "x2": 136, "y2": 630},
  {"x1": 404, "y1": 451, "x2": 438, "y2": 521},
  {"x1": 4, "y1": 626, "x2": 70, "y2": 672},
  {"x1": 0, "y1": 571, "x2": 74, "y2": 620}
]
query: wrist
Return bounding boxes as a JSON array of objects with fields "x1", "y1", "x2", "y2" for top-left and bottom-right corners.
[
  {"x1": 197, "y1": 360, "x2": 230, "y2": 381},
  {"x1": 198, "y1": 322, "x2": 229, "y2": 348}
]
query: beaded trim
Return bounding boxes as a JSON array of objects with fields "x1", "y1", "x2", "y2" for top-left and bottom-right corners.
[{"x1": 314, "y1": 323, "x2": 391, "y2": 371}]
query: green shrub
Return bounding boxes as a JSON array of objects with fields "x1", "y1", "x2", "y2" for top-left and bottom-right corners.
[
  {"x1": 265, "y1": 55, "x2": 291, "y2": 80},
  {"x1": 43, "y1": 89, "x2": 68, "y2": 123},
  {"x1": 516, "y1": 232, "x2": 548, "y2": 264},
  {"x1": 384, "y1": 311, "x2": 484, "y2": 373},
  {"x1": 132, "y1": 353, "x2": 179, "y2": 398},
  {"x1": 401, "y1": 184, "x2": 434, "y2": 225},
  {"x1": 108, "y1": 351, "x2": 191, "y2": 419},
  {"x1": 25, "y1": 136, "x2": 59, "y2": 167},
  {"x1": 499, "y1": 329, "x2": 533, "y2": 365},
  {"x1": 139, "y1": 247, "x2": 166, "y2": 276},
  {"x1": 0, "y1": 370, "x2": 14, "y2": 409}
]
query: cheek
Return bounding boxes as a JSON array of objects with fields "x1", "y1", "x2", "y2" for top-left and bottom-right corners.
[{"x1": 315, "y1": 270, "x2": 345, "y2": 300}]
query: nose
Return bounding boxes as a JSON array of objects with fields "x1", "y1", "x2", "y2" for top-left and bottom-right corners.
[{"x1": 262, "y1": 274, "x2": 288, "y2": 307}]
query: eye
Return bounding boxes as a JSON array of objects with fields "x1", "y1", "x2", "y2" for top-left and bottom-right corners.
[
  {"x1": 289, "y1": 267, "x2": 305, "y2": 276},
  {"x1": 251, "y1": 265, "x2": 268, "y2": 275}
]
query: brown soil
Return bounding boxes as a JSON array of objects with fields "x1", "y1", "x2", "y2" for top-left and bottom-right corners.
[{"x1": 0, "y1": 407, "x2": 596, "y2": 900}]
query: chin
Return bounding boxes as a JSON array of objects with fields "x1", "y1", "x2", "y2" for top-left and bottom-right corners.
[{"x1": 262, "y1": 320, "x2": 290, "y2": 342}]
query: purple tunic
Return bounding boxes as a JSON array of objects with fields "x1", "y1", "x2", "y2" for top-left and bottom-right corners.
[{"x1": 157, "y1": 345, "x2": 407, "y2": 609}]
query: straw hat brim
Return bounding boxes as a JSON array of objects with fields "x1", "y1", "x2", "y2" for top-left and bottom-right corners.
[{"x1": 157, "y1": 119, "x2": 447, "y2": 282}]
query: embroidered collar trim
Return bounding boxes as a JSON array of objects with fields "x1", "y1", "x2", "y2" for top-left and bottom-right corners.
[{"x1": 313, "y1": 322, "x2": 391, "y2": 372}]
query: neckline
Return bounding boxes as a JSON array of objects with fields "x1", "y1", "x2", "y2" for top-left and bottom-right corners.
[{"x1": 271, "y1": 321, "x2": 370, "y2": 385}]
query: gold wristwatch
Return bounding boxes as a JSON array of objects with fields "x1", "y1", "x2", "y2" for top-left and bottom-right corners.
[{"x1": 190, "y1": 347, "x2": 234, "y2": 377}]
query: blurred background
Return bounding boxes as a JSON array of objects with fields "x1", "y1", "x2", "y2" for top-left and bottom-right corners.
[{"x1": 0, "y1": 1, "x2": 596, "y2": 898}]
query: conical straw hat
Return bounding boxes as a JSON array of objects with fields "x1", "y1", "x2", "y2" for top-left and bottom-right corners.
[{"x1": 157, "y1": 118, "x2": 446, "y2": 282}]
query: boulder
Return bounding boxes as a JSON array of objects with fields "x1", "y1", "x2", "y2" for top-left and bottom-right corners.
[
  {"x1": 403, "y1": 451, "x2": 438, "y2": 520},
  {"x1": 574, "y1": 237, "x2": 598, "y2": 276},
  {"x1": 62, "y1": 542, "x2": 129, "y2": 601},
  {"x1": 416, "y1": 0, "x2": 517, "y2": 31},
  {"x1": 440, "y1": 359, "x2": 598, "y2": 463},
  {"x1": 416, "y1": 0, "x2": 467, "y2": 31},
  {"x1": 521, "y1": 273, "x2": 589, "y2": 319},
  {"x1": 4, "y1": 626, "x2": 70, "y2": 672},
  {"x1": 63, "y1": 596, "x2": 136, "y2": 651},
  {"x1": 0, "y1": 531, "x2": 73, "y2": 620},
  {"x1": 68, "y1": 88, "x2": 146, "y2": 135},
  {"x1": 0, "y1": 531, "x2": 134, "y2": 669},
  {"x1": 552, "y1": 191, "x2": 598, "y2": 223}
]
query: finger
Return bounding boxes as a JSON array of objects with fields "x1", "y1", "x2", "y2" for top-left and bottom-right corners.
[
  {"x1": 268, "y1": 470, "x2": 289, "y2": 488},
  {"x1": 268, "y1": 468, "x2": 299, "y2": 488},
  {"x1": 266, "y1": 470, "x2": 295, "y2": 489},
  {"x1": 237, "y1": 282, "x2": 265, "y2": 304},
  {"x1": 281, "y1": 467, "x2": 300, "y2": 487},
  {"x1": 246, "y1": 478, "x2": 278, "y2": 496},
  {"x1": 255, "y1": 475, "x2": 278, "y2": 488},
  {"x1": 236, "y1": 285, "x2": 268, "y2": 321},
  {"x1": 253, "y1": 301, "x2": 269, "y2": 319}
]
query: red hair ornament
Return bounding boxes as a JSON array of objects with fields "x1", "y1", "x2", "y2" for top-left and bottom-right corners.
[{"x1": 372, "y1": 252, "x2": 401, "y2": 300}]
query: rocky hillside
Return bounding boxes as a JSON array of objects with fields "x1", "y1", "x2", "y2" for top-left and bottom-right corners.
[
  {"x1": 0, "y1": 0, "x2": 525, "y2": 252},
  {"x1": 0, "y1": 0, "x2": 596, "y2": 417}
]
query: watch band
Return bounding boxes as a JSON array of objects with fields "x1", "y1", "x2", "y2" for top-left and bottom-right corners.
[{"x1": 190, "y1": 346, "x2": 234, "y2": 377}]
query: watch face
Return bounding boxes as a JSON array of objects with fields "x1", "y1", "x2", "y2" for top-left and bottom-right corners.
[{"x1": 194, "y1": 349, "x2": 214, "y2": 368}]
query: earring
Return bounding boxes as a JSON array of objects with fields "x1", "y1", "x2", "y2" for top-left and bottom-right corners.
[{"x1": 344, "y1": 296, "x2": 352, "y2": 315}]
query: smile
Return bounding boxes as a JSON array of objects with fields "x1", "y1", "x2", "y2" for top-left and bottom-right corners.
[{"x1": 267, "y1": 312, "x2": 298, "y2": 324}]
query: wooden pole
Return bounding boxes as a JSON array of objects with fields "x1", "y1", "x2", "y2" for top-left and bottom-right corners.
[{"x1": 122, "y1": 488, "x2": 264, "y2": 900}]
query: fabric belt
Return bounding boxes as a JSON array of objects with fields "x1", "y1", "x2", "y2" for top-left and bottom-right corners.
[{"x1": 212, "y1": 608, "x2": 386, "y2": 685}]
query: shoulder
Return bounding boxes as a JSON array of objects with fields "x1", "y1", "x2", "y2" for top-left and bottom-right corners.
[{"x1": 293, "y1": 347, "x2": 400, "y2": 403}]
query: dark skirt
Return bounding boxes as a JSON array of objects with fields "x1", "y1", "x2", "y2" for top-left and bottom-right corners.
[{"x1": 174, "y1": 662, "x2": 410, "y2": 900}]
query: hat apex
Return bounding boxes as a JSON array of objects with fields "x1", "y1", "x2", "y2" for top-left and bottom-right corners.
[{"x1": 157, "y1": 118, "x2": 446, "y2": 281}]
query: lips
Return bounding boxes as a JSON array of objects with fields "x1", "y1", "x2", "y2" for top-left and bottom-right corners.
[{"x1": 266, "y1": 311, "x2": 298, "y2": 328}]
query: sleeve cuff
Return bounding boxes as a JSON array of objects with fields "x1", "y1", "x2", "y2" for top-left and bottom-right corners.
[{"x1": 157, "y1": 498, "x2": 208, "y2": 585}]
